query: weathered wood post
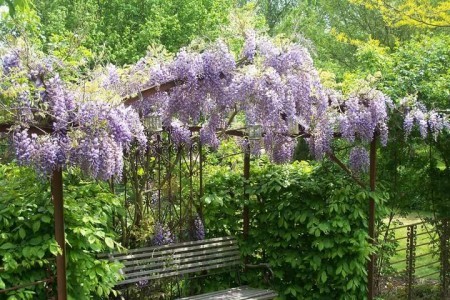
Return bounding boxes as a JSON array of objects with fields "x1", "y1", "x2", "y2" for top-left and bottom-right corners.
[
  {"x1": 51, "y1": 169, "x2": 67, "y2": 300},
  {"x1": 368, "y1": 138, "x2": 377, "y2": 299},
  {"x1": 243, "y1": 141, "x2": 251, "y2": 265},
  {"x1": 243, "y1": 143, "x2": 250, "y2": 238}
]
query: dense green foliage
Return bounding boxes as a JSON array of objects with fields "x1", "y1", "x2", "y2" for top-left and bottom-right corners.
[
  {"x1": 375, "y1": 33, "x2": 450, "y2": 214},
  {"x1": 203, "y1": 157, "x2": 385, "y2": 299},
  {"x1": 0, "y1": 164, "x2": 123, "y2": 299},
  {"x1": 29, "y1": 0, "x2": 234, "y2": 65},
  {"x1": 381, "y1": 34, "x2": 450, "y2": 107}
]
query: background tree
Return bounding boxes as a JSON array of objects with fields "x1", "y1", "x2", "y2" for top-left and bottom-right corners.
[
  {"x1": 351, "y1": 0, "x2": 450, "y2": 28},
  {"x1": 33, "y1": 0, "x2": 234, "y2": 65}
]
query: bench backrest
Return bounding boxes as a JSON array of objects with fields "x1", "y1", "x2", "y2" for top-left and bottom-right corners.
[{"x1": 101, "y1": 236, "x2": 241, "y2": 285}]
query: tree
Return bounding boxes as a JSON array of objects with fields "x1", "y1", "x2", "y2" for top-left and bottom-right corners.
[
  {"x1": 0, "y1": 0, "x2": 29, "y2": 16},
  {"x1": 248, "y1": 0, "x2": 298, "y2": 30},
  {"x1": 351, "y1": 0, "x2": 450, "y2": 28},
  {"x1": 273, "y1": 0, "x2": 410, "y2": 77},
  {"x1": 33, "y1": 0, "x2": 235, "y2": 65}
]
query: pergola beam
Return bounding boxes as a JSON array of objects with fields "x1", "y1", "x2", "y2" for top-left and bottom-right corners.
[
  {"x1": 0, "y1": 123, "x2": 52, "y2": 135},
  {"x1": 123, "y1": 79, "x2": 182, "y2": 106}
]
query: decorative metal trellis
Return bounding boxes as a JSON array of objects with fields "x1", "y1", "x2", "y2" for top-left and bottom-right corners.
[
  {"x1": 117, "y1": 128, "x2": 206, "y2": 249},
  {"x1": 146, "y1": 131, "x2": 203, "y2": 241}
]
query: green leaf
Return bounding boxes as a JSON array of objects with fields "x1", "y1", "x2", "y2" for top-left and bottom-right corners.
[
  {"x1": 32, "y1": 221, "x2": 40, "y2": 232},
  {"x1": 105, "y1": 237, "x2": 114, "y2": 249},
  {"x1": 88, "y1": 235, "x2": 97, "y2": 245},
  {"x1": 41, "y1": 215, "x2": 51, "y2": 223},
  {"x1": 18, "y1": 228, "x2": 26, "y2": 239},
  {"x1": 22, "y1": 246, "x2": 32, "y2": 258},
  {"x1": 321, "y1": 271, "x2": 327, "y2": 283},
  {"x1": 49, "y1": 243, "x2": 60, "y2": 256},
  {"x1": 97, "y1": 286, "x2": 103, "y2": 296},
  {"x1": 336, "y1": 264, "x2": 343, "y2": 275},
  {"x1": 0, "y1": 277, "x2": 5, "y2": 289},
  {"x1": 317, "y1": 241, "x2": 324, "y2": 251},
  {"x1": 37, "y1": 249, "x2": 45, "y2": 259},
  {"x1": 29, "y1": 236, "x2": 42, "y2": 246},
  {"x1": 0, "y1": 243, "x2": 15, "y2": 250},
  {"x1": 347, "y1": 279, "x2": 354, "y2": 290}
]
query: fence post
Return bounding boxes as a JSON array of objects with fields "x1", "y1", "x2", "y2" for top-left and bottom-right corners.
[{"x1": 406, "y1": 224, "x2": 417, "y2": 300}]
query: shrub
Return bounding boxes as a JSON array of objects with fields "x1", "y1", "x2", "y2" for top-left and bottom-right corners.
[
  {"x1": 0, "y1": 164, "x2": 123, "y2": 300},
  {"x1": 203, "y1": 160, "x2": 381, "y2": 299}
]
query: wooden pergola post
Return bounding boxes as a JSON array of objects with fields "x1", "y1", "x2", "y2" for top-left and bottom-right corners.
[
  {"x1": 243, "y1": 142, "x2": 251, "y2": 265},
  {"x1": 51, "y1": 169, "x2": 67, "y2": 300},
  {"x1": 368, "y1": 138, "x2": 377, "y2": 299},
  {"x1": 243, "y1": 144, "x2": 250, "y2": 241}
]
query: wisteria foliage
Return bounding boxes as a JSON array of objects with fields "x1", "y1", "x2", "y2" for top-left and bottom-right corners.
[{"x1": 2, "y1": 32, "x2": 449, "y2": 178}]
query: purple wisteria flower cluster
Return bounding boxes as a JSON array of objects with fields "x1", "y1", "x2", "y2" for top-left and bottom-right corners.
[
  {"x1": 170, "y1": 120, "x2": 192, "y2": 147},
  {"x1": 3, "y1": 49, "x2": 146, "y2": 179},
  {"x1": 349, "y1": 146, "x2": 370, "y2": 174},
  {"x1": 2, "y1": 50, "x2": 20, "y2": 74},
  {"x1": 401, "y1": 96, "x2": 449, "y2": 141},
  {"x1": 3, "y1": 32, "x2": 449, "y2": 177},
  {"x1": 337, "y1": 85, "x2": 391, "y2": 146},
  {"x1": 192, "y1": 215, "x2": 205, "y2": 241},
  {"x1": 151, "y1": 222, "x2": 174, "y2": 246}
]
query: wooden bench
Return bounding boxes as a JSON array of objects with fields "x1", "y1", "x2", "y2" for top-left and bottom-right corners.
[{"x1": 100, "y1": 236, "x2": 277, "y2": 299}]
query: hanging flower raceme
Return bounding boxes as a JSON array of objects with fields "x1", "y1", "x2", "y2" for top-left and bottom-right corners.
[
  {"x1": 3, "y1": 48, "x2": 147, "y2": 179},
  {"x1": 336, "y1": 83, "x2": 392, "y2": 146},
  {"x1": 242, "y1": 29, "x2": 257, "y2": 62},
  {"x1": 151, "y1": 222, "x2": 174, "y2": 246},
  {"x1": 192, "y1": 215, "x2": 205, "y2": 241},
  {"x1": 4, "y1": 32, "x2": 449, "y2": 178},
  {"x1": 401, "y1": 96, "x2": 449, "y2": 140},
  {"x1": 349, "y1": 146, "x2": 370, "y2": 174},
  {"x1": 170, "y1": 119, "x2": 192, "y2": 147}
]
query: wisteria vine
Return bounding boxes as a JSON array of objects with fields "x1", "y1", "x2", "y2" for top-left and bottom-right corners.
[
  {"x1": 1, "y1": 31, "x2": 449, "y2": 178},
  {"x1": 1, "y1": 48, "x2": 146, "y2": 180}
]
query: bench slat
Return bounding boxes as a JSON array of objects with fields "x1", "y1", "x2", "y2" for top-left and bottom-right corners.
[
  {"x1": 122, "y1": 245, "x2": 239, "y2": 267},
  {"x1": 178, "y1": 286, "x2": 253, "y2": 300},
  {"x1": 98, "y1": 236, "x2": 236, "y2": 258},
  {"x1": 119, "y1": 260, "x2": 241, "y2": 285},
  {"x1": 125, "y1": 236, "x2": 236, "y2": 255},
  {"x1": 111, "y1": 239, "x2": 238, "y2": 261},
  {"x1": 124, "y1": 255, "x2": 240, "y2": 281},
  {"x1": 123, "y1": 249, "x2": 241, "y2": 272},
  {"x1": 177, "y1": 286, "x2": 278, "y2": 300}
]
